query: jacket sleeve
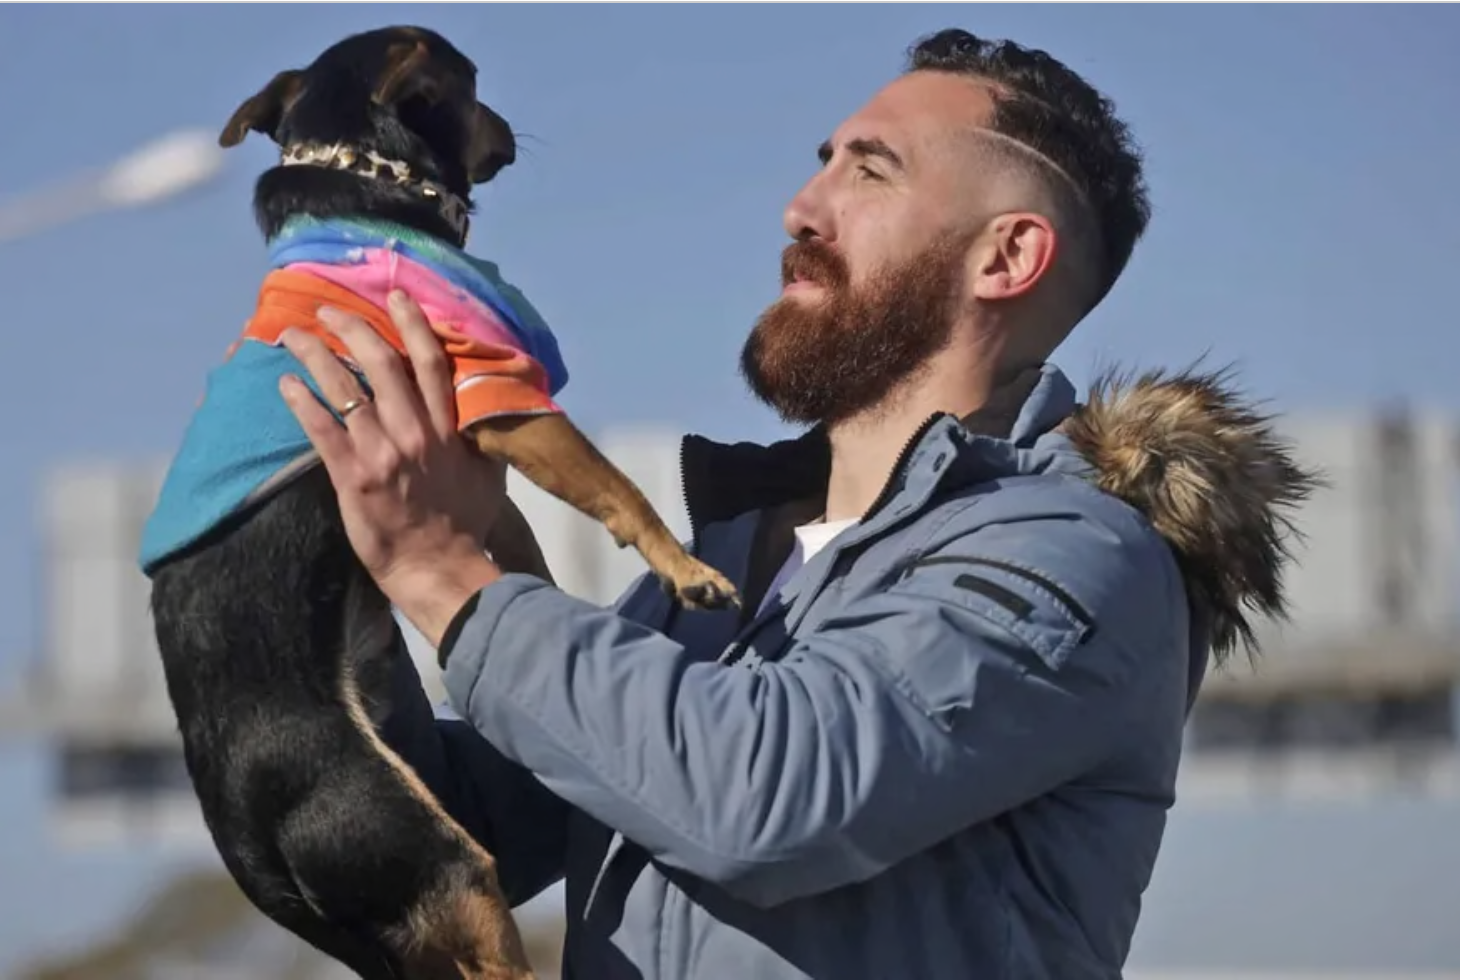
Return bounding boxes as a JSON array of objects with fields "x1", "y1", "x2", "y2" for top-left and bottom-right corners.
[
  {"x1": 375, "y1": 631, "x2": 570, "y2": 908},
  {"x1": 441, "y1": 504, "x2": 1188, "y2": 908}
]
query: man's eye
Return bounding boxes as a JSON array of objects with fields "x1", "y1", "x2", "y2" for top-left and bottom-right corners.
[{"x1": 857, "y1": 165, "x2": 884, "y2": 182}]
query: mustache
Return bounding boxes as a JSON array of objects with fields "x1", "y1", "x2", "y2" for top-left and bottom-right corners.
[{"x1": 780, "y1": 239, "x2": 849, "y2": 289}]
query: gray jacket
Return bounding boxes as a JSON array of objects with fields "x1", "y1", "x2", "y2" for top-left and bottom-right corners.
[{"x1": 380, "y1": 364, "x2": 1314, "y2": 979}]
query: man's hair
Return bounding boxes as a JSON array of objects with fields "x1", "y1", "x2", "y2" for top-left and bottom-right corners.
[{"x1": 906, "y1": 29, "x2": 1151, "y2": 312}]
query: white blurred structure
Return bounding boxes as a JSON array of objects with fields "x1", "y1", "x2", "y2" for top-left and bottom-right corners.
[
  {"x1": 0, "y1": 128, "x2": 224, "y2": 245},
  {"x1": 1180, "y1": 407, "x2": 1460, "y2": 805},
  {"x1": 1207, "y1": 408, "x2": 1460, "y2": 694}
]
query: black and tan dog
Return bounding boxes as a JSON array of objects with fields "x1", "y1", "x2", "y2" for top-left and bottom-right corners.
[{"x1": 147, "y1": 25, "x2": 738, "y2": 980}]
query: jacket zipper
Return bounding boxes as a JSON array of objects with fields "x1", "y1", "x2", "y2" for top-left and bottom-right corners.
[
  {"x1": 678, "y1": 436, "x2": 697, "y2": 544},
  {"x1": 858, "y1": 412, "x2": 950, "y2": 525},
  {"x1": 659, "y1": 437, "x2": 699, "y2": 641},
  {"x1": 718, "y1": 413, "x2": 952, "y2": 668}
]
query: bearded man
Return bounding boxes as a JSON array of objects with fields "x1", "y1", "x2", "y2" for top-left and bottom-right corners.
[{"x1": 278, "y1": 29, "x2": 1316, "y2": 980}]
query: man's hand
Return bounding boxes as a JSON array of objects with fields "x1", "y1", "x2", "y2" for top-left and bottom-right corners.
[{"x1": 278, "y1": 290, "x2": 504, "y2": 646}]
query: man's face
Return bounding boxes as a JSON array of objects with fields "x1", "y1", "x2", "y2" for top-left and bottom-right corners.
[{"x1": 741, "y1": 72, "x2": 1003, "y2": 426}]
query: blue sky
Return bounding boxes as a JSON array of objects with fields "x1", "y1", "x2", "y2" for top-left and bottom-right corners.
[{"x1": 2, "y1": 3, "x2": 1459, "y2": 972}]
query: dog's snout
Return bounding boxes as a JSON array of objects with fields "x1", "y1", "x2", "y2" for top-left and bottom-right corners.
[{"x1": 467, "y1": 102, "x2": 517, "y2": 184}]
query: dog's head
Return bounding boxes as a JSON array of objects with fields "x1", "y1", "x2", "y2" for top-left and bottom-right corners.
[{"x1": 219, "y1": 26, "x2": 515, "y2": 244}]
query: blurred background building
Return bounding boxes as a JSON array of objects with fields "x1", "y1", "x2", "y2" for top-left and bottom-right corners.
[{"x1": 3, "y1": 4, "x2": 1460, "y2": 978}]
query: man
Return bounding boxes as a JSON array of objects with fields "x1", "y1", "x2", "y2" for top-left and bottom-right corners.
[{"x1": 278, "y1": 29, "x2": 1315, "y2": 979}]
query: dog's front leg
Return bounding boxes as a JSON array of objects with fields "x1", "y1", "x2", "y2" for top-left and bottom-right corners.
[{"x1": 469, "y1": 414, "x2": 739, "y2": 611}]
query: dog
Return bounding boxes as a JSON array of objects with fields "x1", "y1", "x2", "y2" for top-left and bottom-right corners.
[{"x1": 143, "y1": 26, "x2": 740, "y2": 980}]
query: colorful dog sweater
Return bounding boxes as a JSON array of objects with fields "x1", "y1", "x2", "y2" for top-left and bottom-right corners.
[{"x1": 138, "y1": 216, "x2": 568, "y2": 575}]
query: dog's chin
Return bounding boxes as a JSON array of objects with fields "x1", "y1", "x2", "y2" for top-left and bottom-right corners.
[{"x1": 473, "y1": 154, "x2": 515, "y2": 186}]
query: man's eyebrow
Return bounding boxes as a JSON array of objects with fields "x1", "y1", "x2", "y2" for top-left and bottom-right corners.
[{"x1": 817, "y1": 137, "x2": 905, "y2": 171}]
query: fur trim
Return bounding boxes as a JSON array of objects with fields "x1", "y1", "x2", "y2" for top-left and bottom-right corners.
[{"x1": 1061, "y1": 364, "x2": 1324, "y2": 668}]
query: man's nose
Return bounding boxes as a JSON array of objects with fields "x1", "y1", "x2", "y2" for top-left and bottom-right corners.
[{"x1": 782, "y1": 173, "x2": 834, "y2": 243}]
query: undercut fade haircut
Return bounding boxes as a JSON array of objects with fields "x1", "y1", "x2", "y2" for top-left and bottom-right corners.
[{"x1": 906, "y1": 28, "x2": 1151, "y2": 313}]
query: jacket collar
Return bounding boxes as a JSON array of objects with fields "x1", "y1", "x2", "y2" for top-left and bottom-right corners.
[{"x1": 679, "y1": 364, "x2": 1085, "y2": 535}]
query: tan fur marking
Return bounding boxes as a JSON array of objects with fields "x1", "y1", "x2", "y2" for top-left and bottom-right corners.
[
  {"x1": 394, "y1": 887, "x2": 537, "y2": 980},
  {"x1": 338, "y1": 660, "x2": 535, "y2": 979}
]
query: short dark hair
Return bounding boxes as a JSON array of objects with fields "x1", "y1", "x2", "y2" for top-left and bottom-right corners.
[{"x1": 906, "y1": 29, "x2": 1151, "y2": 311}]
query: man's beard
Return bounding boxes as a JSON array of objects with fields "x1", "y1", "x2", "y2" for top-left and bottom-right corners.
[{"x1": 739, "y1": 235, "x2": 965, "y2": 428}]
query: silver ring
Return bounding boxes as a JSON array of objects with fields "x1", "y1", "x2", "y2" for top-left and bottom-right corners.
[{"x1": 338, "y1": 396, "x2": 370, "y2": 419}]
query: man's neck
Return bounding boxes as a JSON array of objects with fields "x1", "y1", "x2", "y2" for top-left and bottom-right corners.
[
  {"x1": 822, "y1": 364, "x2": 1042, "y2": 523},
  {"x1": 823, "y1": 412, "x2": 923, "y2": 523}
]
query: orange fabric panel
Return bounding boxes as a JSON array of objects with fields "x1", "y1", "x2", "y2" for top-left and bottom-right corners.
[{"x1": 239, "y1": 269, "x2": 560, "y2": 427}]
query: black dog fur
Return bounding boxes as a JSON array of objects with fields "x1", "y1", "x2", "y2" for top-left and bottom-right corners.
[{"x1": 149, "y1": 26, "x2": 533, "y2": 980}]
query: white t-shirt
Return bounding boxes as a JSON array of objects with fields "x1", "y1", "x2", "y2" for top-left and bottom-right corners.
[{"x1": 754, "y1": 517, "x2": 859, "y2": 617}]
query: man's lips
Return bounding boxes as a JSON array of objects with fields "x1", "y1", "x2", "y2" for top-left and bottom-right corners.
[
  {"x1": 781, "y1": 242, "x2": 845, "y2": 293},
  {"x1": 782, "y1": 266, "x2": 828, "y2": 288},
  {"x1": 782, "y1": 277, "x2": 825, "y2": 295}
]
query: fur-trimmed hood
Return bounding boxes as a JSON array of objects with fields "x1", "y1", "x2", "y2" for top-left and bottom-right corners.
[{"x1": 1061, "y1": 365, "x2": 1323, "y2": 667}]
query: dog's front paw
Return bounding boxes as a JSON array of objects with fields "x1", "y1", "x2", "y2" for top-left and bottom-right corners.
[{"x1": 660, "y1": 559, "x2": 741, "y2": 612}]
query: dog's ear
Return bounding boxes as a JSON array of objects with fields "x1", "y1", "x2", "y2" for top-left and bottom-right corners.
[
  {"x1": 372, "y1": 39, "x2": 443, "y2": 107},
  {"x1": 219, "y1": 69, "x2": 305, "y2": 148},
  {"x1": 465, "y1": 101, "x2": 517, "y2": 184}
]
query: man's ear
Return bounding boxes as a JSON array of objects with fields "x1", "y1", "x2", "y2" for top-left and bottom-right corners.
[
  {"x1": 465, "y1": 101, "x2": 516, "y2": 184},
  {"x1": 219, "y1": 69, "x2": 305, "y2": 148},
  {"x1": 968, "y1": 212, "x2": 1059, "y2": 302}
]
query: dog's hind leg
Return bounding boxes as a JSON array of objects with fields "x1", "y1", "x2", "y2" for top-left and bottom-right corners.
[
  {"x1": 392, "y1": 866, "x2": 538, "y2": 980},
  {"x1": 201, "y1": 843, "x2": 398, "y2": 978},
  {"x1": 277, "y1": 753, "x2": 534, "y2": 980},
  {"x1": 470, "y1": 413, "x2": 739, "y2": 611},
  {"x1": 277, "y1": 909, "x2": 403, "y2": 980},
  {"x1": 263, "y1": 569, "x2": 533, "y2": 980}
]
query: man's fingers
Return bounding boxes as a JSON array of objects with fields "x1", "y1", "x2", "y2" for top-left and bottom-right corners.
[
  {"x1": 317, "y1": 307, "x2": 429, "y2": 451},
  {"x1": 279, "y1": 326, "x2": 379, "y2": 432},
  {"x1": 279, "y1": 374, "x2": 357, "y2": 477},
  {"x1": 388, "y1": 290, "x2": 458, "y2": 439}
]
